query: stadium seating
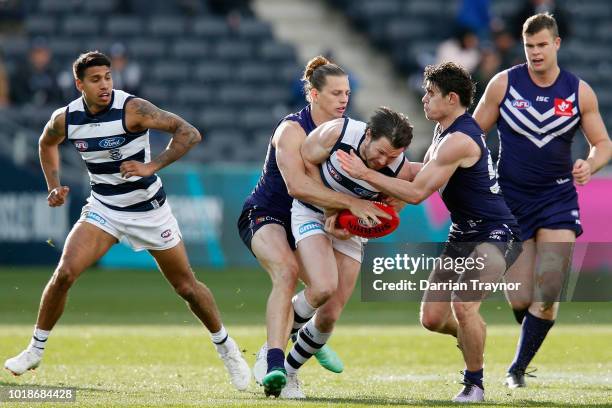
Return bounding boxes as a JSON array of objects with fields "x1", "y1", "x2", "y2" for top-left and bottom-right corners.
[
  {"x1": 2, "y1": 0, "x2": 300, "y2": 164},
  {"x1": 327, "y1": 0, "x2": 612, "y2": 138}
]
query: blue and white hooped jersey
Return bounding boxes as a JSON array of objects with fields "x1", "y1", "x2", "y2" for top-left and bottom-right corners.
[
  {"x1": 497, "y1": 64, "x2": 581, "y2": 194},
  {"x1": 66, "y1": 89, "x2": 165, "y2": 212},
  {"x1": 299, "y1": 117, "x2": 405, "y2": 213}
]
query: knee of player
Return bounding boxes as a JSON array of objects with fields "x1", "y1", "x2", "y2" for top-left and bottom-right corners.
[
  {"x1": 451, "y1": 301, "x2": 479, "y2": 324},
  {"x1": 52, "y1": 264, "x2": 80, "y2": 288},
  {"x1": 173, "y1": 281, "x2": 198, "y2": 301},
  {"x1": 316, "y1": 308, "x2": 341, "y2": 329},
  {"x1": 269, "y1": 263, "x2": 299, "y2": 291},
  {"x1": 419, "y1": 311, "x2": 446, "y2": 332},
  {"x1": 309, "y1": 282, "x2": 337, "y2": 306}
]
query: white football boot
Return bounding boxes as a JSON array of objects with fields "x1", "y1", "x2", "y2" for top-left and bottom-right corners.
[
  {"x1": 252, "y1": 343, "x2": 268, "y2": 385},
  {"x1": 280, "y1": 372, "x2": 306, "y2": 399},
  {"x1": 452, "y1": 381, "x2": 485, "y2": 403},
  {"x1": 216, "y1": 337, "x2": 251, "y2": 391},
  {"x1": 4, "y1": 348, "x2": 42, "y2": 376}
]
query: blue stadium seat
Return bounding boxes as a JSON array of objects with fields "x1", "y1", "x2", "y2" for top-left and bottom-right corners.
[
  {"x1": 140, "y1": 84, "x2": 170, "y2": 106},
  {"x1": 82, "y1": 0, "x2": 118, "y2": 14},
  {"x1": 24, "y1": 15, "x2": 57, "y2": 36},
  {"x1": 148, "y1": 16, "x2": 186, "y2": 37},
  {"x1": 127, "y1": 38, "x2": 167, "y2": 60},
  {"x1": 48, "y1": 38, "x2": 81, "y2": 59},
  {"x1": 151, "y1": 61, "x2": 190, "y2": 83},
  {"x1": 106, "y1": 16, "x2": 144, "y2": 37},
  {"x1": 219, "y1": 86, "x2": 257, "y2": 105},
  {"x1": 39, "y1": 0, "x2": 77, "y2": 14},
  {"x1": 198, "y1": 106, "x2": 236, "y2": 130},
  {"x1": 176, "y1": 85, "x2": 215, "y2": 105},
  {"x1": 215, "y1": 40, "x2": 253, "y2": 60},
  {"x1": 192, "y1": 17, "x2": 230, "y2": 38},
  {"x1": 62, "y1": 16, "x2": 101, "y2": 36},
  {"x1": 0, "y1": 36, "x2": 29, "y2": 62},
  {"x1": 194, "y1": 62, "x2": 234, "y2": 83},
  {"x1": 171, "y1": 40, "x2": 210, "y2": 60},
  {"x1": 241, "y1": 108, "x2": 276, "y2": 131},
  {"x1": 258, "y1": 41, "x2": 295, "y2": 62},
  {"x1": 236, "y1": 62, "x2": 275, "y2": 84},
  {"x1": 237, "y1": 19, "x2": 273, "y2": 41}
]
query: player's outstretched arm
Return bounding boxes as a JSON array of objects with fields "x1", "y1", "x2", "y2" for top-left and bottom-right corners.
[
  {"x1": 337, "y1": 133, "x2": 476, "y2": 204},
  {"x1": 473, "y1": 71, "x2": 508, "y2": 133},
  {"x1": 39, "y1": 108, "x2": 70, "y2": 207},
  {"x1": 573, "y1": 81, "x2": 612, "y2": 185},
  {"x1": 121, "y1": 98, "x2": 201, "y2": 178}
]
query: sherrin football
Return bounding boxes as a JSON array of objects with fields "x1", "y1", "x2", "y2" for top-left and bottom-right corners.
[{"x1": 336, "y1": 202, "x2": 400, "y2": 238}]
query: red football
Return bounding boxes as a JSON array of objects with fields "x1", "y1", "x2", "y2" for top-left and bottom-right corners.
[{"x1": 336, "y1": 202, "x2": 400, "y2": 238}]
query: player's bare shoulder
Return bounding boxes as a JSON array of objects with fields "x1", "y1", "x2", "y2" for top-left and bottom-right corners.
[{"x1": 43, "y1": 107, "x2": 67, "y2": 142}]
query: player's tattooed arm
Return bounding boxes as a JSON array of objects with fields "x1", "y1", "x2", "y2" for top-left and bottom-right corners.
[
  {"x1": 121, "y1": 98, "x2": 201, "y2": 178},
  {"x1": 39, "y1": 108, "x2": 70, "y2": 206}
]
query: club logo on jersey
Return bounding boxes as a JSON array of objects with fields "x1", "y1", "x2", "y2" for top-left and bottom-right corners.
[
  {"x1": 512, "y1": 99, "x2": 531, "y2": 109},
  {"x1": 161, "y1": 229, "x2": 172, "y2": 238},
  {"x1": 353, "y1": 187, "x2": 378, "y2": 199},
  {"x1": 99, "y1": 136, "x2": 126, "y2": 149},
  {"x1": 109, "y1": 148, "x2": 123, "y2": 160},
  {"x1": 326, "y1": 161, "x2": 343, "y2": 182},
  {"x1": 554, "y1": 98, "x2": 573, "y2": 116},
  {"x1": 74, "y1": 140, "x2": 88, "y2": 151},
  {"x1": 298, "y1": 221, "x2": 323, "y2": 235}
]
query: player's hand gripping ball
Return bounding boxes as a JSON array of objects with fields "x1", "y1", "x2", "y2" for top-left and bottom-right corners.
[{"x1": 336, "y1": 202, "x2": 399, "y2": 238}]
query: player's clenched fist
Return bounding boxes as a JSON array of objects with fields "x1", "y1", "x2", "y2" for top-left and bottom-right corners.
[
  {"x1": 47, "y1": 186, "x2": 70, "y2": 207},
  {"x1": 120, "y1": 160, "x2": 155, "y2": 179},
  {"x1": 572, "y1": 159, "x2": 591, "y2": 185}
]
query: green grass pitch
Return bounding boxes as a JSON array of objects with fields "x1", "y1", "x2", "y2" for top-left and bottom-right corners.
[{"x1": 1, "y1": 267, "x2": 611, "y2": 407}]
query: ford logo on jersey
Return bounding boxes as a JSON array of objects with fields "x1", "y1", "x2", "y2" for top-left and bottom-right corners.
[
  {"x1": 99, "y1": 136, "x2": 126, "y2": 149},
  {"x1": 512, "y1": 99, "x2": 531, "y2": 109},
  {"x1": 353, "y1": 187, "x2": 378, "y2": 199}
]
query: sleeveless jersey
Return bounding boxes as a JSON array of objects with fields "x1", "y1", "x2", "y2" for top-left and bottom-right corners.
[
  {"x1": 435, "y1": 113, "x2": 515, "y2": 228},
  {"x1": 243, "y1": 105, "x2": 317, "y2": 214},
  {"x1": 299, "y1": 117, "x2": 405, "y2": 213},
  {"x1": 497, "y1": 63, "x2": 581, "y2": 195},
  {"x1": 66, "y1": 89, "x2": 165, "y2": 212}
]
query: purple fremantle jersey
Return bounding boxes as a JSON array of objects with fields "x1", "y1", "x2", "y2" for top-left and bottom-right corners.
[
  {"x1": 243, "y1": 105, "x2": 317, "y2": 214},
  {"x1": 434, "y1": 113, "x2": 516, "y2": 229},
  {"x1": 497, "y1": 63, "x2": 581, "y2": 195}
]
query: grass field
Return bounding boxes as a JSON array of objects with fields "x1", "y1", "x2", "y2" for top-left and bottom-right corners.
[{"x1": 1, "y1": 267, "x2": 611, "y2": 407}]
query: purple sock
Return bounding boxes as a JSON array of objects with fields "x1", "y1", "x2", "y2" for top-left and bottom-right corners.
[
  {"x1": 509, "y1": 311, "x2": 554, "y2": 372},
  {"x1": 464, "y1": 368, "x2": 484, "y2": 389},
  {"x1": 267, "y1": 348, "x2": 285, "y2": 373}
]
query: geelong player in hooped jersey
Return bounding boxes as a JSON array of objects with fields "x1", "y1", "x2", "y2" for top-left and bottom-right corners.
[
  {"x1": 338, "y1": 62, "x2": 521, "y2": 403},
  {"x1": 474, "y1": 13, "x2": 612, "y2": 389},
  {"x1": 237, "y1": 56, "x2": 387, "y2": 398},
  {"x1": 4, "y1": 52, "x2": 251, "y2": 391},
  {"x1": 283, "y1": 107, "x2": 415, "y2": 397}
]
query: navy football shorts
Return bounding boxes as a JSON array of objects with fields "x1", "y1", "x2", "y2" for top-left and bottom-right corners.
[{"x1": 237, "y1": 206, "x2": 295, "y2": 255}]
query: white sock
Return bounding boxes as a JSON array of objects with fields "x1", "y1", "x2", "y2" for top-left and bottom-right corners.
[
  {"x1": 285, "y1": 319, "x2": 332, "y2": 374},
  {"x1": 28, "y1": 327, "x2": 50, "y2": 355},
  {"x1": 211, "y1": 325, "x2": 228, "y2": 344},
  {"x1": 291, "y1": 290, "x2": 317, "y2": 337}
]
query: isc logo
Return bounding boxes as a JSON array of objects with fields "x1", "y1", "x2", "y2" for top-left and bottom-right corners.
[
  {"x1": 512, "y1": 99, "x2": 531, "y2": 109},
  {"x1": 536, "y1": 96, "x2": 550, "y2": 102}
]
